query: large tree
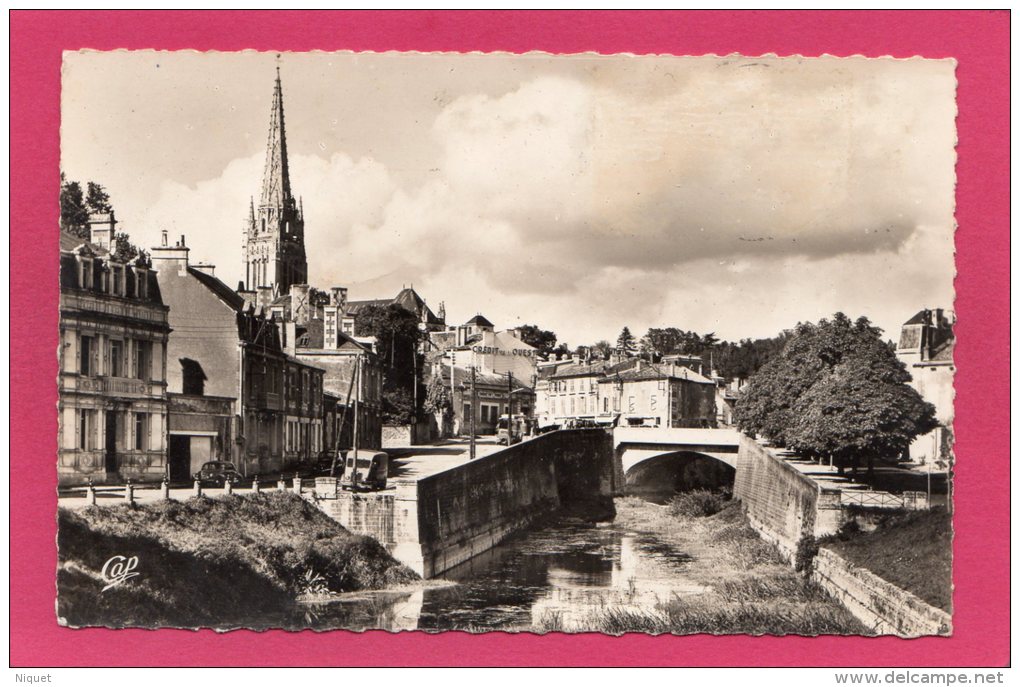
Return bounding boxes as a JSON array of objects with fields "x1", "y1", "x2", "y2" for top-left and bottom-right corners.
[
  {"x1": 616, "y1": 327, "x2": 637, "y2": 356},
  {"x1": 61, "y1": 176, "x2": 114, "y2": 238},
  {"x1": 516, "y1": 324, "x2": 558, "y2": 357},
  {"x1": 591, "y1": 340, "x2": 614, "y2": 361},
  {"x1": 787, "y1": 355, "x2": 937, "y2": 476},
  {"x1": 354, "y1": 303, "x2": 425, "y2": 423},
  {"x1": 60, "y1": 175, "x2": 89, "y2": 237},
  {"x1": 734, "y1": 313, "x2": 936, "y2": 470}
]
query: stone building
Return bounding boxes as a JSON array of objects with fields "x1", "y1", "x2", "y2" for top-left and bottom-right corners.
[
  {"x1": 151, "y1": 233, "x2": 324, "y2": 478},
  {"x1": 58, "y1": 219, "x2": 170, "y2": 485},
  {"x1": 431, "y1": 365, "x2": 535, "y2": 436},
  {"x1": 345, "y1": 286, "x2": 447, "y2": 334},
  {"x1": 276, "y1": 284, "x2": 384, "y2": 451},
  {"x1": 598, "y1": 362, "x2": 717, "y2": 428},
  {"x1": 238, "y1": 67, "x2": 308, "y2": 309},
  {"x1": 538, "y1": 358, "x2": 637, "y2": 428},
  {"x1": 896, "y1": 308, "x2": 956, "y2": 465}
]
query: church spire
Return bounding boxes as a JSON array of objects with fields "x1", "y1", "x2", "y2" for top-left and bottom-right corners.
[{"x1": 259, "y1": 62, "x2": 291, "y2": 209}]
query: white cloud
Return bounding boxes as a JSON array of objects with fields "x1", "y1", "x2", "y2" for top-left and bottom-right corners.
[{"x1": 125, "y1": 61, "x2": 955, "y2": 345}]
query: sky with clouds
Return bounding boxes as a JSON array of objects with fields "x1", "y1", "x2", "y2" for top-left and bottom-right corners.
[{"x1": 61, "y1": 51, "x2": 956, "y2": 346}]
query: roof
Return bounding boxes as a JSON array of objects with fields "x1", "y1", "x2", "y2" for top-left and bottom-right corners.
[
  {"x1": 599, "y1": 362, "x2": 714, "y2": 385},
  {"x1": 60, "y1": 232, "x2": 90, "y2": 252},
  {"x1": 434, "y1": 365, "x2": 533, "y2": 391},
  {"x1": 187, "y1": 266, "x2": 246, "y2": 311},
  {"x1": 465, "y1": 314, "x2": 494, "y2": 327},
  {"x1": 345, "y1": 287, "x2": 444, "y2": 326},
  {"x1": 928, "y1": 338, "x2": 955, "y2": 363}
]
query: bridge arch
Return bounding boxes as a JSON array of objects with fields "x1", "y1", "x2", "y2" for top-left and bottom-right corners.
[{"x1": 622, "y1": 449, "x2": 736, "y2": 499}]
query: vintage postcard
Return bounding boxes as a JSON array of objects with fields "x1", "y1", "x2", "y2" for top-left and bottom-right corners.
[{"x1": 55, "y1": 49, "x2": 956, "y2": 635}]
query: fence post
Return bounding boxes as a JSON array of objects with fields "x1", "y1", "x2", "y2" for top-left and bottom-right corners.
[
  {"x1": 124, "y1": 480, "x2": 135, "y2": 505},
  {"x1": 86, "y1": 478, "x2": 96, "y2": 506},
  {"x1": 224, "y1": 479, "x2": 233, "y2": 496},
  {"x1": 161, "y1": 478, "x2": 170, "y2": 501},
  {"x1": 252, "y1": 475, "x2": 261, "y2": 494},
  {"x1": 193, "y1": 480, "x2": 202, "y2": 498},
  {"x1": 292, "y1": 473, "x2": 302, "y2": 494},
  {"x1": 277, "y1": 479, "x2": 286, "y2": 492}
]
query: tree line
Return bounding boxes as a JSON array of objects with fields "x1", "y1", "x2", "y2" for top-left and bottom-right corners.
[
  {"x1": 515, "y1": 322, "x2": 788, "y2": 381},
  {"x1": 733, "y1": 313, "x2": 936, "y2": 476}
]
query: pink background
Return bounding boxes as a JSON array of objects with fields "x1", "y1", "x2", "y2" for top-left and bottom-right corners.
[{"x1": 10, "y1": 10, "x2": 1009, "y2": 667}]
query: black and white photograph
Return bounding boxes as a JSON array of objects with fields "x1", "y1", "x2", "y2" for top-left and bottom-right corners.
[{"x1": 55, "y1": 50, "x2": 956, "y2": 635}]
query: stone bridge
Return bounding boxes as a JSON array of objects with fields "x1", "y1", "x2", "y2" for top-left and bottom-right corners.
[{"x1": 613, "y1": 427, "x2": 741, "y2": 495}]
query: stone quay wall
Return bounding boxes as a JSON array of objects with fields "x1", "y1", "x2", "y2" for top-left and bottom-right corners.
[
  {"x1": 732, "y1": 435, "x2": 842, "y2": 560},
  {"x1": 316, "y1": 429, "x2": 615, "y2": 578},
  {"x1": 812, "y1": 548, "x2": 952, "y2": 636}
]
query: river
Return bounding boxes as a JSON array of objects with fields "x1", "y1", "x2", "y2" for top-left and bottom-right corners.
[{"x1": 290, "y1": 497, "x2": 744, "y2": 633}]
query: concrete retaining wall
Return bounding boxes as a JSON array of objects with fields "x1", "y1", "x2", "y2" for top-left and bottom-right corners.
[
  {"x1": 812, "y1": 548, "x2": 952, "y2": 636},
  {"x1": 732, "y1": 435, "x2": 841, "y2": 560},
  {"x1": 315, "y1": 429, "x2": 614, "y2": 577}
]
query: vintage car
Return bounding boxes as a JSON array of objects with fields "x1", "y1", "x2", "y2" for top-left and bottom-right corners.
[
  {"x1": 338, "y1": 451, "x2": 388, "y2": 491},
  {"x1": 192, "y1": 461, "x2": 242, "y2": 486}
]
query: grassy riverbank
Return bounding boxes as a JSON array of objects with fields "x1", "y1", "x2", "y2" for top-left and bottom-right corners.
[
  {"x1": 57, "y1": 493, "x2": 418, "y2": 629},
  {"x1": 539, "y1": 495, "x2": 866, "y2": 636},
  {"x1": 824, "y1": 507, "x2": 952, "y2": 612}
]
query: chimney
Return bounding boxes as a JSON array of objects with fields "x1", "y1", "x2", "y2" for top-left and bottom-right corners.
[
  {"x1": 330, "y1": 286, "x2": 348, "y2": 311},
  {"x1": 283, "y1": 321, "x2": 297, "y2": 356},
  {"x1": 192, "y1": 263, "x2": 215, "y2": 276},
  {"x1": 571, "y1": 354, "x2": 580, "y2": 364},
  {"x1": 150, "y1": 230, "x2": 190, "y2": 276},
  {"x1": 87, "y1": 211, "x2": 117, "y2": 251},
  {"x1": 290, "y1": 283, "x2": 311, "y2": 325}
]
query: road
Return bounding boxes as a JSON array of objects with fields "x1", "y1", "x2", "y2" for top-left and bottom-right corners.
[{"x1": 58, "y1": 436, "x2": 508, "y2": 509}]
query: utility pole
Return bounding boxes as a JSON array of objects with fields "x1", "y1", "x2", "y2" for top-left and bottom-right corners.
[
  {"x1": 469, "y1": 365, "x2": 476, "y2": 460},
  {"x1": 352, "y1": 354, "x2": 361, "y2": 489},
  {"x1": 507, "y1": 371, "x2": 513, "y2": 418}
]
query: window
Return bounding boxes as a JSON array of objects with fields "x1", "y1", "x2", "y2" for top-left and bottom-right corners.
[
  {"x1": 136, "y1": 271, "x2": 148, "y2": 299},
  {"x1": 77, "y1": 409, "x2": 95, "y2": 450},
  {"x1": 134, "y1": 413, "x2": 148, "y2": 451},
  {"x1": 603, "y1": 397, "x2": 609, "y2": 413},
  {"x1": 628, "y1": 396, "x2": 635, "y2": 413},
  {"x1": 109, "y1": 340, "x2": 124, "y2": 377},
  {"x1": 111, "y1": 265, "x2": 124, "y2": 296},
  {"x1": 80, "y1": 259, "x2": 93, "y2": 290},
  {"x1": 133, "y1": 341, "x2": 150, "y2": 381},
  {"x1": 80, "y1": 335, "x2": 95, "y2": 376}
]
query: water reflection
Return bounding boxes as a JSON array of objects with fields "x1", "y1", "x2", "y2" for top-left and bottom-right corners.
[{"x1": 296, "y1": 514, "x2": 707, "y2": 632}]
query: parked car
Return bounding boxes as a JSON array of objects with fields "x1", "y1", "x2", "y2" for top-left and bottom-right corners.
[
  {"x1": 496, "y1": 415, "x2": 525, "y2": 445},
  {"x1": 339, "y1": 451, "x2": 388, "y2": 491},
  {"x1": 315, "y1": 450, "x2": 344, "y2": 476},
  {"x1": 193, "y1": 461, "x2": 242, "y2": 486}
]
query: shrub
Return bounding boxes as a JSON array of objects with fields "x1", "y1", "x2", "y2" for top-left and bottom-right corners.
[
  {"x1": 794, "y1": 535, "x2": 819, "y2": 573},
  {"x1": 668, "y1": 489, "x2": 729, "y2": 518}
]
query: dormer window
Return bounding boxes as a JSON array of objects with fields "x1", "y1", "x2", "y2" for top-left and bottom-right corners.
[
  {"x1": 111, "y1": 264, "x2": 125, "y2": 297},
  {"x1": 135, "y1": 268, "x2": 148, "y2": 300},
  {"x1": 79, "y1": 258, "x2": 93, "y2": 290}
]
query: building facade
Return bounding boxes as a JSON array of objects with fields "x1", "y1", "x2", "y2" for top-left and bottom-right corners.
[
  {"x1": 598, "y1": 362, "x2": 717, "y2": 428},
  {"x1": 278, "y1": 285, "x2": 385, "y2": 451},
  {"x1": 58, "y1": 223, "x2": 170, "y2": 485},
  {"x1": 896, "y1": 308, "x2": 956, "y2": 466},
  {"x1": 240, "y1": 67, "x2": 308, "y2": 305},
  {"x1": 152, "y1": 233, "x2": 324, "y2": 478},
  {"x1": 430, "y1": 365, "x2": 535, "y2": 436}
]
